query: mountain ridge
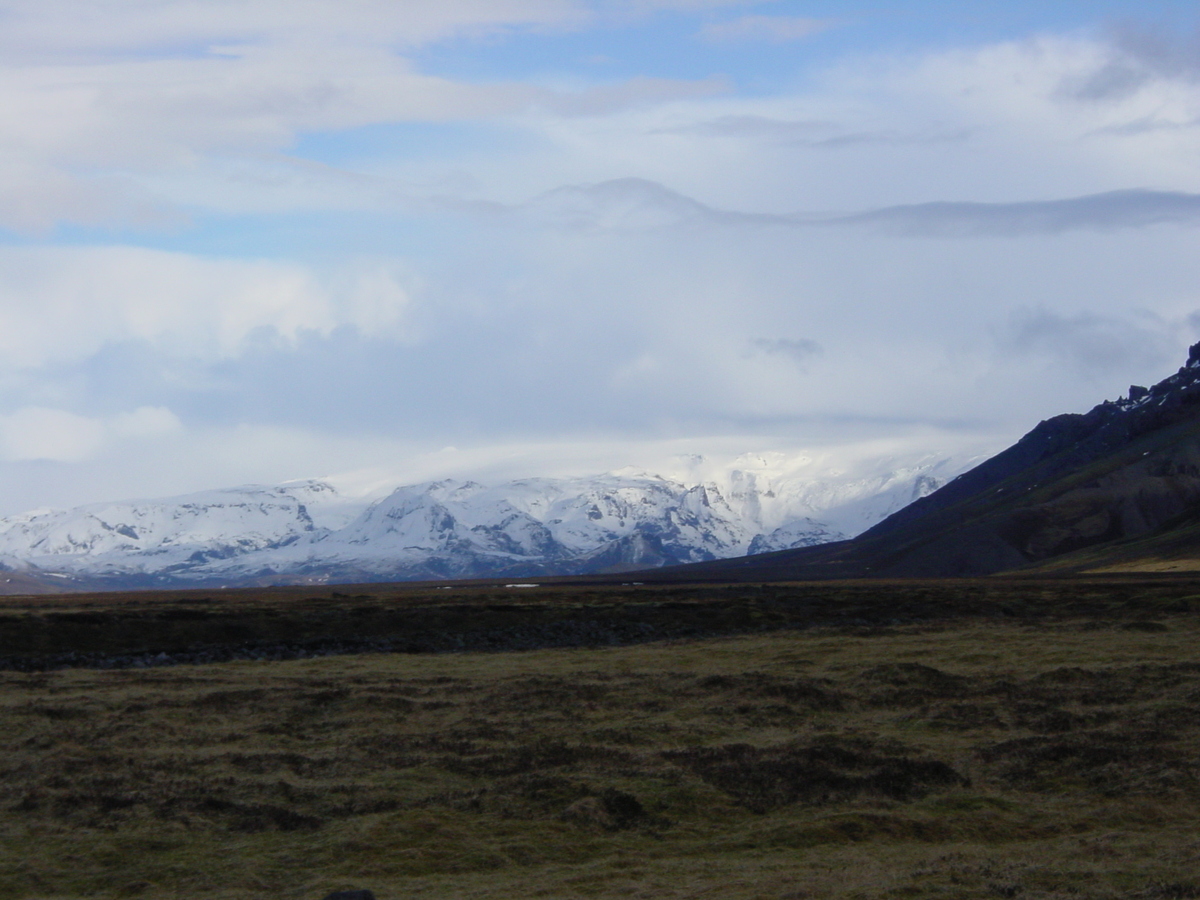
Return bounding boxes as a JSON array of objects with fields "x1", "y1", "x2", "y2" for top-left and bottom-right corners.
[{"x1": 0, "y1": 458, "x2": 960, "y2": 591}]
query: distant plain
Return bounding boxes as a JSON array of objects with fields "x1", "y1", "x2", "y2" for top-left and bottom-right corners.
[{"x1": 1, "y1": 580, "x2": 1200, "y2": 899}]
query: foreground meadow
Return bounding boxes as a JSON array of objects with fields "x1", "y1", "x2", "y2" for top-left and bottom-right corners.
[{"x1": 2, "y1": 603, "x2": 1200, "y2": 899}]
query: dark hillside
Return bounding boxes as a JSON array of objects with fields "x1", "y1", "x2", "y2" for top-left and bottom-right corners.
[
  {"x1": 866, "y1": 342, "x2": 1200, "y2": 542},
  {"x1": 634, "y1": 343, "x2": 1200, "y2": 581}
]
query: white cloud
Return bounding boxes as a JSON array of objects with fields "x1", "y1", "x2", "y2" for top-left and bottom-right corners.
[
  {"x1": 0, "y1": 0, "x2": 588, "y2": 59},
  {"x1": 0, "y1": 0, "x2": 779, "y2": 232},
  {"x1": 0, "y1": 14, "x2": 1199, "y2": 514},
  {"x1": 0, "y1": 44, "x2": 541, "y2": 228},
  {"x1": 0, "y1": 407, "x2": 106, "y2": 463},
  {"x1": 534, "y1": 75, "x2": 728, "y2": 116},
  {"x1": 0, "y1": 404, "x2": 185, "y2": 464},
  {"x1": 8, "y1": 6, "x2": 1195, "y2": 232},
  {"x1": 859, "y1": 35, "x2": 1200, "y2": 196},
  {"x1": 462, "y1": 31, "x2": 1200, "y2": 222},
  {"x1": 110, "y1": 406, "x2": 183, "y2": 439},
  {"x1": 0, "y1": 417, "x2": 1006, "y2": 517},
  {"x1": 336, "y1": 264, "x2": 418, "y2": 338},
  {"x1": 0, "y1": 246, "x2": 414, "y2": 370}
]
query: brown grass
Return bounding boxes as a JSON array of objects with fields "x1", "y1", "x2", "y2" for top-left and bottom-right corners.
[{"x1": 2, "y1": 598, "x2": 1200, "y2": 898}]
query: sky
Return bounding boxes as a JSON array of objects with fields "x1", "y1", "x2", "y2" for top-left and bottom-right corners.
[{"x1": 1, "y1": 0, "x2": 1199, "y2": 513}]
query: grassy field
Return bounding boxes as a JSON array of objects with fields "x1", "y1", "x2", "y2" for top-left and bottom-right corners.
[{"x1": 2, "y1": 583, "x2": 1200, "y2": 899}]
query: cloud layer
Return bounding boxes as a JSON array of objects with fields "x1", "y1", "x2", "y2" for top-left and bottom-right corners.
[{"x1": 0, "y1": 2, "x2": 1198, "y2": 512}]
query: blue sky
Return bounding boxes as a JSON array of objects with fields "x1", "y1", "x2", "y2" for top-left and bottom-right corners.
[
  {"x1": 0, "y1": 0, "x2": 1198, "y2": 512},
  {"x1": 411, "y1": 1, "x2": 1197, "y2": 86}
]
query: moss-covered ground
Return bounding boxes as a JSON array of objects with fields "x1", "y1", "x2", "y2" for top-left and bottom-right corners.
[{"x1": 2, "y1": 586, "x2": 1200, "y2": 898}]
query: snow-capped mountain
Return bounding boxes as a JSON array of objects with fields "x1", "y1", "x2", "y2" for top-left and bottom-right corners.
[
  {"x1": 299, "y1": 474, "x2": 756, "y2": 580},
  {"x1": 0, "y1": 454, "x2": 969, "y2": 588},
  {"x1": 0, "y1": 482, "x2": 345, "y2": 580}
]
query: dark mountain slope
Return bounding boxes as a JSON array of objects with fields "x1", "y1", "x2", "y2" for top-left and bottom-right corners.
[{"x1": 633, "y1": 344, "x2": 1200, "y2": 581}]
